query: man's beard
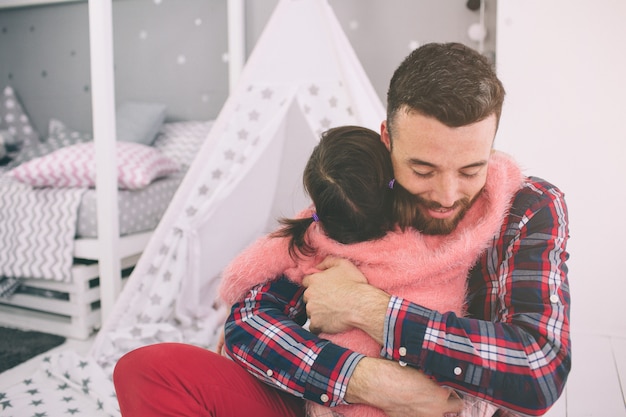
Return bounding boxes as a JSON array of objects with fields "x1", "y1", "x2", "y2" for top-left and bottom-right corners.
[
  {"x1": 394, "y1": 185, "x2": 477, "y2": 235},
  {"x1": 411, "y1": 196, "x2": 471, "y2": 235}
]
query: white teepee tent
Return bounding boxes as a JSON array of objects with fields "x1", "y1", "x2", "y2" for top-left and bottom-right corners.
[{"x1": 91, "y1": 0, "x2": 385, "y2": 365}]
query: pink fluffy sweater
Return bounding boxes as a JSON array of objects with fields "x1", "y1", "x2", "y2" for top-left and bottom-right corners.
[{"x1": 219, "y1": 151, "x2": 523, "y2": 417}]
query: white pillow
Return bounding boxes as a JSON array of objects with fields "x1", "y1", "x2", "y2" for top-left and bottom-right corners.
[
  {"x1": 153, "y1": 120, "x2": 214, "y2": 169},
  {"x1": 8, "y1": 141, "x2": 179, "y2": 190}
]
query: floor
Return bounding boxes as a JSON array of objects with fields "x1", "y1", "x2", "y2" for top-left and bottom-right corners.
[
  {"x1": 1, "y1": 331, "x2": 625, "y2": 416},
  {"x1": 0, "y1": 334, "x2": 94, "y2": 391}
]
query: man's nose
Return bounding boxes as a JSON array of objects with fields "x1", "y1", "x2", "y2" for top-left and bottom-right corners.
[{"x1": 431, "y1": 174, "x2": 460, "y2": 208}]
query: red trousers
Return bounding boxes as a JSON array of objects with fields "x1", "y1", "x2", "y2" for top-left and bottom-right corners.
[{"x1": 113, "y1": 343, "x2": 305, "y2": 417}]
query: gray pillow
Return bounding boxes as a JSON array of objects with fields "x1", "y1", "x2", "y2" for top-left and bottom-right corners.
[
  {"x1": 0, "y1": 86, "x2": 40, "y2": 150},
  {"x1": 116, "y1": 101, "x2": 167, "y2": 145}
]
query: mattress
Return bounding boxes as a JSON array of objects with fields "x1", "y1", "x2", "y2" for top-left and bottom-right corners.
[{"x1": 75, "y1": 171, "x2": 184, "y2": 238}]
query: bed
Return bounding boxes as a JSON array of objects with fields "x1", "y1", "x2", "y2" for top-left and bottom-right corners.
[
  {"x1": 0, "y1": 0, "x2": 244, "y2": 340},
  {"x1": 0, "y1": 97, "x2": 214, "y2": 338}
]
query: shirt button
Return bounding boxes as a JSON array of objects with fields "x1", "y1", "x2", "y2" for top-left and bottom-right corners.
[
  {"x1": 399, "y1": 360, "x2": 407, "y2": 367},
  {"x1": 320, "y1": 394, "x2": 329, "y2": 403},
  {"x1": 454, "y1": 367, "x2": 463, "y2": 376},
  {"x1": 399, "y1": 347, "x2": 407, "y2": 356},
  {"x1": 266, "y1": 369, "x2": 273, "y2": 377},
  {"x1": 550, "y1": 294, "x2": 559, "y2": 303}
]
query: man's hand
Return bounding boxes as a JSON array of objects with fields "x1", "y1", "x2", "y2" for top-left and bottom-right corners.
[
  {"x1": 346, "y1": 357, "x2": 464, "y2": 417},
  {"x1": 302, "y1": 256, "x2": 390, "y2": 342}
]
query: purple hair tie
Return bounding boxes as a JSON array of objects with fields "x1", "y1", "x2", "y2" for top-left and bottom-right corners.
[
  {"x1": 312, "y1": 212, "x2": 320, "y2": 222},
  {"x1": 388, "y1": 179, "x2": 396, "y2": 189}
]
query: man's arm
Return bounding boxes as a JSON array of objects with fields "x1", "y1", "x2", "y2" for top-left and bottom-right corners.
[
  {"x1": 224, "y1": 275, "x2": 463, "y2": 417},
  {"x1": 223, "y1": 276, "x2": 365, "y2": 407},
  {"x1": 381, "y1": 181, "x2": 570, "y2": 415},
  {"x1": 346, "y1": 356, "x2": 464, "y2": 417},
  {"x1": 303, "y1": 179, "x2": 571, "y2": 416}
]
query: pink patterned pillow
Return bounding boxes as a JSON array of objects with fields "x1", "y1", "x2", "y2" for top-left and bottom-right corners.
[{"x1": 8, "y1": 141, "x2": 180, "y2": 190}]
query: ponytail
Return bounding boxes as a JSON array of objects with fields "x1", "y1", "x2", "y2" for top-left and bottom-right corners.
[{"x1": 270, "y1": 216, "x2": 316, "y2": 261}]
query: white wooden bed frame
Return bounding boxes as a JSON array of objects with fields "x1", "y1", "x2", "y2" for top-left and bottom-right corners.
[
  {"x1": 0, "y1": 235, "x2": 150, "y2": 339},
  {"x1": 0, "y1": 0, "x2": 245, "y2": 339}
]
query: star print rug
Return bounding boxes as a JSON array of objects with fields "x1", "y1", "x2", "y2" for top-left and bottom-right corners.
[
  {"x1": 0, "y1": 321, "x2": 205, "y2": 416},
  {"x1": 0, "y1": 349, "x2": 120, "y2": 416}
]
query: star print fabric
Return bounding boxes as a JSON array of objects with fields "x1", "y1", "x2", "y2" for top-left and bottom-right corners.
[{"x1": 0, "y1": 350, "x2": 119, "y2": 416}]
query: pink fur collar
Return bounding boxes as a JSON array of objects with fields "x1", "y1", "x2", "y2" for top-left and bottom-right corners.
[
  {"x1": 220, "y1": 151, "x2": 524, "y2": 417},
  {"x1": 219, "y1": 151, "x2": 524, "y2": 307}
]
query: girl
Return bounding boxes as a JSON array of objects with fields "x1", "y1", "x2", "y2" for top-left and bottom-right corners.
[{"x1": 219, "y1": 125, "x2": 522, "y2": 417}]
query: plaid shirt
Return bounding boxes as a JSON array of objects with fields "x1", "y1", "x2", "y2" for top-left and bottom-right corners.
[{"x1": 224, "y1": 176, "x2": 570, "y2": 416}]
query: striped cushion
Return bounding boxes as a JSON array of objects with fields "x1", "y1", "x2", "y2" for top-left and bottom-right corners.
[{"x1": 8, "y1": 141, "x2": 179, "y2": 190}]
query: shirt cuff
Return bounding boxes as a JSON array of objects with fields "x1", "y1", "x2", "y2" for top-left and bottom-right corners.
[
  {"x1": 381, "y1": 295, "x2": 432, "y2": 366},
  {"x1": 304, "y1": 342, "x2": 365, "y2": 406}
]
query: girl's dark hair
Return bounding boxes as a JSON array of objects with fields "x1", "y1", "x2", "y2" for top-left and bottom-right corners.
[
  {"x1": 272, "y1": 126, "x2": 394, "y2": 259},
  {"x1": 387, "y1": 42, "x2": 505, "y2": 136}
]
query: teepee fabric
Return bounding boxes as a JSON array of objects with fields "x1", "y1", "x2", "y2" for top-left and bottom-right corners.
[
  {"x1": 0, "y1": 3, "x2": 384, "y2": 416},
  {"x1": 91, "y1": 0, "x2": 384, "y2": 364}
]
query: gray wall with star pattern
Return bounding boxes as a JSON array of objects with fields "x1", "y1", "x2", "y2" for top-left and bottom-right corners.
[{"x1": 0, "y1": 0, "x2": 496, "y2": 136}]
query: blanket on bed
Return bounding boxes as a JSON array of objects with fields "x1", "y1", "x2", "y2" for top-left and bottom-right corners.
[{"x1": 0, "y1": 176, "x2": 87, "y2": 282}]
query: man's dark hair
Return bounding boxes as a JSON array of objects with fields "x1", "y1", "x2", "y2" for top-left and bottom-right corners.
[{"x1": 386, "y1": 42, "x2": 505, "y2": 135}]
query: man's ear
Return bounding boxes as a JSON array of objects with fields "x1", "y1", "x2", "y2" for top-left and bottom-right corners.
[{"x1": 380, "y1": 120, "x2": 392, "y2": 152}]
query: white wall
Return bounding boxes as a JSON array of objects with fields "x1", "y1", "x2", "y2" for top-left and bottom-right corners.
[{"x1": 496, "y1": 1, "x2": 626, "y2": 336}]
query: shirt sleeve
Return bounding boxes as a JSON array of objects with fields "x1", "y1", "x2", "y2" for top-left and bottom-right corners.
[
  {"x1": 223, "y1": 275, "x2": 365, "y2": 407},
  {"x1": 380, "y1": 181, "x2": 571, "y2": 416}
]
